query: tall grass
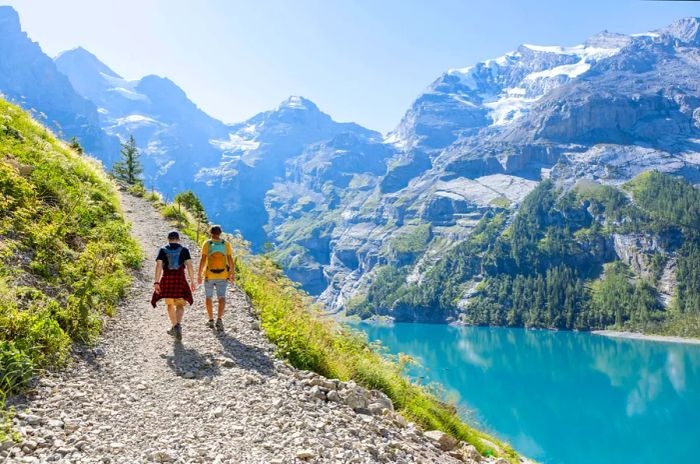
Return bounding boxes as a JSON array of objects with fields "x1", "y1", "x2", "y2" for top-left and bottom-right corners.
[{"x1": 0, "y1": 99, "x2": 141, "y2": 440}]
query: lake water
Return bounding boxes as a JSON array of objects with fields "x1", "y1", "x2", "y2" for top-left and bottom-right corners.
[{"x1": 357, "y1": 323, "x2": 700, "y2": 464}]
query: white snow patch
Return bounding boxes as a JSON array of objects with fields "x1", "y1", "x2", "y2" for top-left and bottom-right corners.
[
  {"x1": 241, "y1": 124, "x2": 258, "y2": 135},
  {"x1": 525, "y1": 60, "x2": 592, "y2": 80},
  {"x1": 278, "y1": 96, "x2": 310, "y2": 110},
  {"x1": 101, "y1": 72, "x2": 150, "y2": 102},
  {"x1": 114, "y1": 114, "x2": 161, "y2": 127},
  {"x1": 631, "y1": 32, "x2": 660, "y2": 38},
  {"x1": 210, "y1": 133, "x2": 260, "y2": 152},
  {"x1": 110, "y1": 87, "x2": 149, "y2": 101},
  {"x1": 523, "y1": 43, "x2": 620, "y2": 60},
  {"x1": 195, "y1": 166, "x2": 239, "y2": 185},
  {"x1": 522, "y1": 43, "x2": 570, "y2": 54},
  {"x1": 451, "y1": 95, "x2": 480, "y2": 108},
  {"x1": 483, "y1": 95, "x2": 539, "y2": 126},
  {"x1": 383, "y1": 132, "x2": 408, "y2": 149},
  {"x1": 447, "y1": 65, "x2": 477, "y2": 88}
]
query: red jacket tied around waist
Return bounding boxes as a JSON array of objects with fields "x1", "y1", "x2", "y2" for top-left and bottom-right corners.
[{"x1": 151, "y1": 267, "x2": 193, "y2": 307}]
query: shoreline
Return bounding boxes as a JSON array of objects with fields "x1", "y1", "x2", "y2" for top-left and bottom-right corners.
[{"x1": 592, "y1": 330, "x2": 700, "y2": 345}]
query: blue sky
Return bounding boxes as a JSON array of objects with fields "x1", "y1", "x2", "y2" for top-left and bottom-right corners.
[{"x1": 5, "y1": 0, "x2": 700, "y2": 132}]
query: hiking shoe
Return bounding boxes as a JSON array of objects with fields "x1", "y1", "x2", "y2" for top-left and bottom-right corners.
[
  {"x1": 206, "y1": 319, "x2": 215, "y2": 329},
  {"x1": 167, "y1": 326, "x2": 176, "y2": 337},
  {"x1": 215, "y1": 319, "x2": 224, "y2": 332},
  {"x1": 174, "y1": 323, "x2": 182, "y2": 341}
]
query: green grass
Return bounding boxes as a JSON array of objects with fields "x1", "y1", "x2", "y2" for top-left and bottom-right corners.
[
  {"x1": 489, "y1": 197, "x2": 511, "y2": 209},
  {"x1": 390, "y1": 223, "x2": 432, "y2": 255},
  {"x1": 0, "y1": 99, "x2": 141, "y2": 440}
]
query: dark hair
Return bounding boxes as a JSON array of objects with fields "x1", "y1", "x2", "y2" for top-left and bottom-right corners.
[
  {"x1": 210, "y1": 225, "x2": 222, "y2": 236},
  {"x1": 167, "y1": 230, "x2": 180, "y2": 240}
]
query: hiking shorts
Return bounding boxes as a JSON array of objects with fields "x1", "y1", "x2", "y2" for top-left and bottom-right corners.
[
  {"x1": 164, "y1": 298, "x2": 186, "y2": 307},
  {"x1": 204, "y1": 279, "x2": 228, "y2": 299}
]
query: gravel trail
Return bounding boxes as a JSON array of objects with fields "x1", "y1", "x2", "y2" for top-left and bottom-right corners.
[{"x1": 4, "y1": 193, "x2": 491, "y2": 464}]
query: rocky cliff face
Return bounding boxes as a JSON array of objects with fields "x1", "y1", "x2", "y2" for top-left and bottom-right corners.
[
  {"x1": 262, "y1": 18, "x2": 700, "y2": 317},
  {"x1": 196, "y1": 97, "x2": 380, "y2": 245},
  {"x1": 0, "y1": 7, "x2": 117, "y2": 160}
]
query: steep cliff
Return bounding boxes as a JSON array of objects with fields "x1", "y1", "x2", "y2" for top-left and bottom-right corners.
[{"x1": 265, "y1": 19, "x2": 700, "y2": 317}]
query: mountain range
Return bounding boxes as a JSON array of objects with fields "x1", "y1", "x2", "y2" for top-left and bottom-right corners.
[{"x1": 1, "y1": 5, "x2": 698, "y2": 324}]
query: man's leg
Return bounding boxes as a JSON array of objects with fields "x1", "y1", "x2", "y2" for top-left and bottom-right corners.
[
  {"x1": 175, "y1": 301, "x2": 185, "y2": 325},
  {"x1": 174, "y1": 302, "x2": 185, "y2": 340},
  {"x1": 166, "y1": 301, "x2": 177, "y2": 327},
  {"x1": 217, "y1": 298, "x2": 225, "y2": 320},
  {"x1": 204, "y1": 280, "x2": 214, "y2": 319},
  {"x1": 215, "y1": 280, "x2": 227, "y2": 331},
  {"x1": 165, "y1": 300, "x2": 181, "y2": 340},
  {"x1": 204, "y1": 280, "x2": 215, "y2": 328}
]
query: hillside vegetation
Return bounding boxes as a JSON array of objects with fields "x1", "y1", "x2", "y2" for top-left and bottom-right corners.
[
  {"x1": 149, "y1": 192, "x2": 518, "y2": 462},
  {"x1": 0, "y1": 99, "x2": 140, "y2": 434},
  {"x1": 354, "y1": 172, "x2": 700, "y2": 337}
]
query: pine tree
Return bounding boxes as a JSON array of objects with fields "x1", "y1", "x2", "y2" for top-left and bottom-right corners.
[
  {"x1": 112, "y1": 135, "x2": 143, "y2": 185},
  {"x1": 174, "y1": 190, "x2": 209, "y2": 242},
  {"x1": 69, "y1": 136, "x2": 84, "y2": 155}
]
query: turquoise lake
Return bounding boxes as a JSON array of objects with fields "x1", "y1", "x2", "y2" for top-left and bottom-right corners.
[{"x1": 357, "y1": 323, "x2": 700, "y2": 464}]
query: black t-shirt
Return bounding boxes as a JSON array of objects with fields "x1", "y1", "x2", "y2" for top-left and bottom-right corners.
[{"x1": 156, "y1": 243, "x2": 191, "y2": 269}]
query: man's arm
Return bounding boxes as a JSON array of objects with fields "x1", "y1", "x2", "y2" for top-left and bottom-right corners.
[
  {"x1": 186, "y1": 259, "x2": 196, "y2": 291},
  {"x1": 197, "y1": 244, "x2": 207, "y2": 285},
  {"x1": 154, "y1": 260, "x2": 163, "y2": 293},
  {"x1": 227, "y1": 254, "x2": 236, "y2": 283}
]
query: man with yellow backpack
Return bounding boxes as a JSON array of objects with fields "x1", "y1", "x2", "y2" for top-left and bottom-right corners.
[{"x1": 197, "y1": 225, "x2": 235, "y2": 331}]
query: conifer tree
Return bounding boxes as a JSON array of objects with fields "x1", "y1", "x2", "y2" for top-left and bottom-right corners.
[
  {"x1": 69, "y1": 136, "x2": 84, "y2": 154},
  {"x1": 112, "y1": 135, "x2": 143, "y2": 185}
]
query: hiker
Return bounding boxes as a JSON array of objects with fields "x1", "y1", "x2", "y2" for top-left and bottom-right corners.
[
  {"x1": 197, "y1": 225, "x2": 235, "y2": 331},
  {"x1": 151, "y1": 231, "x2": 196, "y2": 340}
]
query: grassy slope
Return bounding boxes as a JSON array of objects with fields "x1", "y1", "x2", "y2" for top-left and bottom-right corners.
[
  {"x1": 0, "y1": 99, "x2": 141, "y2": 437},
  {"x1": 145, "y1": 193, "x2": 519, "y2": 462}
]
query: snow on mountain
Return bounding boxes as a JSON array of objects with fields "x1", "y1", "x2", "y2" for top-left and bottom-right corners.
[
  {"x1": 280, "y1": 18, "x2": 700, "y2": 310},
  {"x1": 399, "y1": 36, "x2": 627, "y2": 142},
  {"x1": 55, "y1": 47, "x2": 228, "y2": 195}
]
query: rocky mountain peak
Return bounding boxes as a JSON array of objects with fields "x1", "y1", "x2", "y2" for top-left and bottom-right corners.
[
  {"x1": 584, "y1": 30, "x2": 631, "y2": 49},
  {"x1": 136, "y1": 74, "x2": 187, "y2": 100},
  {"x1": 277, "y1": 95, "x2": 320, "y2": 112},
  {"x1": 658, "y1": 17, "x2": 700, "y2": 44},
  {"x1": 0, "y1": 6, "x2": 21, "y2": 34},
  {"x1": 55, "y1": 47, "x2": 121, "y2": 78}
]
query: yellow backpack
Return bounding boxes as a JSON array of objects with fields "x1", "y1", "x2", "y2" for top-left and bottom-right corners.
[{"x1": 206, "y1": 240, "x2": 228, "y2": 275}]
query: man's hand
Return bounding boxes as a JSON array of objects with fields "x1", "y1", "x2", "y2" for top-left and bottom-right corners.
[
  {"x1": 190, "y1": 282, "x2": 196, "y2": 292},
  {"x1": 154, "y1": 282, "x2": 161, "y2": 294},
  {"x1": 197, "y1": 275, "x2": 203, "y2": 285},
  {"x1": 228, "y1": 275, "x2": 235, "y2": 284}
]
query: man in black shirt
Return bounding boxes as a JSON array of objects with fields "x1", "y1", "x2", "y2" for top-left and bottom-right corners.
[{"x1": 151, "y1": 231, "x2": 196, "y2": 340}]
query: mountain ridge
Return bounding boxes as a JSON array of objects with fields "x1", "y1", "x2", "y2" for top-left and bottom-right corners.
[
  {"x1": 1, "y1": 5, "x2": 699, "y2": 330},
  {"x1": 0, "y1": 6, "x2": 118, "y2": 160}
]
